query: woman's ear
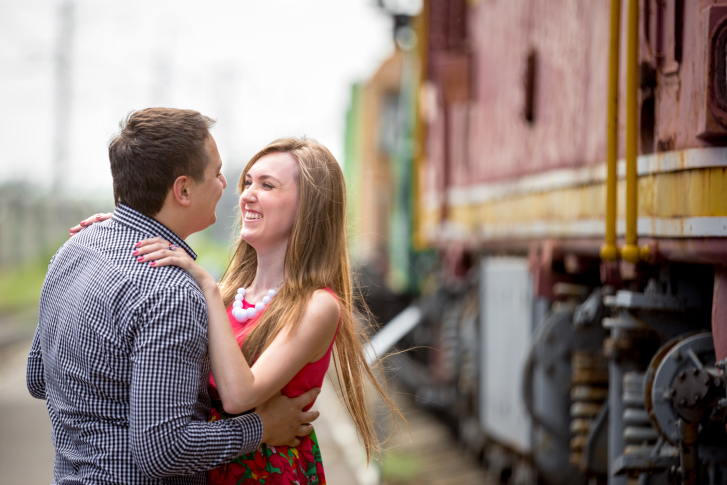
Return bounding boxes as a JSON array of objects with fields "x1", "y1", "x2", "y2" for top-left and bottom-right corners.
[{"x1": 172, "y1": 175, "x2": 192, "y2": 207}]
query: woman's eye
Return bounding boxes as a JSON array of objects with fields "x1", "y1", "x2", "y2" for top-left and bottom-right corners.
[
  {"x1": 263, "y1": 183, "x2": 274, "y2": 189},
  {"x1": 243, "y1": 180, "x2": 252, "y2": 187}
]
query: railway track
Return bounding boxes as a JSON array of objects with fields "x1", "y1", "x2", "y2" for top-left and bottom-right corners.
[
  {"x1": 317, "y1": 370, "x2": 493, "y2": 485},
  {"x1": 376, "y1": 385, "x2": 493, "y2": 485}
]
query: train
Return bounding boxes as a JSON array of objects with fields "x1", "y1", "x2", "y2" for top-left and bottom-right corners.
[{"x1": 344, "y1": 1, "x2": 727, "y2": 484}]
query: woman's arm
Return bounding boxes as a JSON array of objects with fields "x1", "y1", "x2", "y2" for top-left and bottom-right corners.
[
  {"x1": 133, "y1": 238, "x2": 339, "y2": 415},
  {"x1": 207, "y1": 286, "x2": 339, "y2": 414}
]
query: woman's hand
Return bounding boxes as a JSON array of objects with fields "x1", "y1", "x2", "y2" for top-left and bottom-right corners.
[
  {"x1": 69, "y1": 212, "x2": 113, "y2": 237},
  {"x1": 133, "y1": 237, "x2": 218, "y2": 291}
]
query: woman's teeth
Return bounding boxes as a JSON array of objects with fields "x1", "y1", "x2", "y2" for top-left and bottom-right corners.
[{"x1": 246, "y1": 212, "x2": 262, "y2": 220}]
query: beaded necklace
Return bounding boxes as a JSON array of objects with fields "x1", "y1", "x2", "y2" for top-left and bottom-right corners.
[{"x1": 231, "y1": 286, "x2": 278, "y2": 323}]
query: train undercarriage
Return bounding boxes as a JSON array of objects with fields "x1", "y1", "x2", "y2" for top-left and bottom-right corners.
[{"x1": 379, "y1": 249, "x2": 727, "y2": 485}]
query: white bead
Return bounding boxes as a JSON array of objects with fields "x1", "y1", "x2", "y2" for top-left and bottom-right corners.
[
  {"x1": 262, "y1": 296, "x2": 271, "y2": 304},
  {"x1": 268, "y1": 289, "x2": 276, "y2": 297},
  {"x1": 233, "y1": 300, "x2": 243, "y2": 309},
  {"x1": 235, "y1": 294, "x2": 243, "y2": 301},
  {"x1": 255, "y1": 302, "x2": 265, "y2": 312},
  {"x1": 238, "y1": 288, "x2": 246, "y2": 296},
  {"x1": 245, "y1": 308, "x2": 257, "y2": 319},
  {"x1": 232, "y1": 308, "x2": 247, "y2": 323}
]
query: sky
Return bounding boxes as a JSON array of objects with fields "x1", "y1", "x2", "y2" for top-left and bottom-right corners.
[{"x1": 0, "y1": 0, "x2": 395, "y2": 202}]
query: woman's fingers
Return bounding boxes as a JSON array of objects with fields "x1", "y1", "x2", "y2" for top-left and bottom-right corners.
[
  {"x1": 69, "y1": 213, "x2": 112, "y2": 237},
  {"x1": 132, "y1": 241, "x2": 170, "y2": 258},
  {"x1": 146, "y1": 256, "x2": 188, "y2": 268},
  {"x1": 135, "y1": 236, "x2": 167, "y2": 248},
  {"x1": 136, "y1": 248, "x2": 187, "y2": 264},
  {"x1": 134, "y1": 248, "x2": 192, "y2": 270},
  {"x1": 131, "y1": 238, "x2": 192, "y2": 266}
]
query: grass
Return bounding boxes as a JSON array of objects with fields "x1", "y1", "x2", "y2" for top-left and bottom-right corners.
[
  {"x1": 379, "y1": 451, "x2": 422, "y2": 484},
  {"x1": 0, "y1": 258, "x2": 49, "y2": 316},
  {"x1": 186, "y1": 230, "x2": 235, "y2": 282},
  {"x1": 0, "y1": 230, "x2": 233, "y2": 318}
]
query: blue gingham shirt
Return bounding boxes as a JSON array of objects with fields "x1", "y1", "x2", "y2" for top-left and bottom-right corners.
[{"x1": 27, "y1": 204, "x2": 262, "y2": 484}]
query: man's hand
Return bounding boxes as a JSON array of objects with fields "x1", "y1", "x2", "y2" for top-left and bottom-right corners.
[{"x1": 256, "y1": 388, "x2": 321, "y2": 447}]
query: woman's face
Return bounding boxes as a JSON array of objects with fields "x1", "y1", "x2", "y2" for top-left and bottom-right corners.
[{"x1": 239, "y1": 152, "x2": 300, "y2": 251}]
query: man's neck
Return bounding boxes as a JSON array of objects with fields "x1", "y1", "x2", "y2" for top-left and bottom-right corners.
[{"x1": 153, "y1": 206, "x2": 192, "y2": 240}]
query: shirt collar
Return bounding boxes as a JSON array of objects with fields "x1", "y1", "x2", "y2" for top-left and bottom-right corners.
[{"x1": 112, "y1": 204, "x2": 198, "y2": 260}]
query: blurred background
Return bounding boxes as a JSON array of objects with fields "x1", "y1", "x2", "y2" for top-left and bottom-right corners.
[
  {"x1": 6, "y1": 1, "x2": 727, "y2": 484},
  {"x1": 0, "y1": 0, "x2": 484, "y2": 484}
]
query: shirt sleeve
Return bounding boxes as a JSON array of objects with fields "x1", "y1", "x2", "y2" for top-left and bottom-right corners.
[
  {"x1": 26, "y1": 322, "x2": 46, "y2": 399},
  {"x1": 129, "y1": 285, "x2": 262, "y2": 479}
]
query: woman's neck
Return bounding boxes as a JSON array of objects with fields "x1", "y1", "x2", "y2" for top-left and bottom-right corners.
[{"x1": 247, "y1": 242, "x2": 286, "y2": 301}]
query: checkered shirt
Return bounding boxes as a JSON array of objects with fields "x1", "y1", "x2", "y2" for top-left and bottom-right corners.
[{"x1": 27, "y1": 204, "x2": 262, "y2": 484}]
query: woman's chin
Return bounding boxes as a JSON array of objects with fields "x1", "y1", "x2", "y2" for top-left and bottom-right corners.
[{"x1": 240, "y1": 230, "x2": 258, "y2": 245}]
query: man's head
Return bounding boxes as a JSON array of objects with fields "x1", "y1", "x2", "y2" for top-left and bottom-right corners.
[{"x1": 109, "y1": 108, "x2": 218, "y2": 217}]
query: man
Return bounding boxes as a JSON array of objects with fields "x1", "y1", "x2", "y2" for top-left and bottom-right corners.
[{"x1": 27, "y1": 108, "x2": 318, "y2": 484}]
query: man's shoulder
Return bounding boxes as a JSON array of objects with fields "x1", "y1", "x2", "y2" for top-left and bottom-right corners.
[{"x1": 51, "y1": 222, "x2": 202, "y2": 301}]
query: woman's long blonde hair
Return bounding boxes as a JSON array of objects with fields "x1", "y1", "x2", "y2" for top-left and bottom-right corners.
[{"x1": 219, "y1": 137, "x2": 402, "y2": 461}]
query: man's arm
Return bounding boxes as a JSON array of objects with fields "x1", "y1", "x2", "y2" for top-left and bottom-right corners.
[
  {"x1": 129, "y1": 286, "x2": 262, "y2": 479},
  {"x1": 26, "y1": 322, "x2": 46, "y2": 399}
]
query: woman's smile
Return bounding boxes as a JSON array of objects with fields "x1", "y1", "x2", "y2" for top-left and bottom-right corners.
[{"x1": 245, "y1": 210, "x2": 263, "y2": 221}]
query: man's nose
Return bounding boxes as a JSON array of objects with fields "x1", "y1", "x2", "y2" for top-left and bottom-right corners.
[{"x1": 221, "y1": 174, "x2": 228, "y2": 189}]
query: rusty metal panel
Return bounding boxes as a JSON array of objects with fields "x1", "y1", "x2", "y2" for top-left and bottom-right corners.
[
  {"x1": 423, "y1": 0, "x2": 727, "y2": 185},
  {"x1": 416, "y1": 0, "x2": 727, "y2": 248},
  {"x1": 464, "y1": 0, "x2": 611, "y2": 184}
]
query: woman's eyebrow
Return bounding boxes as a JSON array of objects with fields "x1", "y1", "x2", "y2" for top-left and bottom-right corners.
[
  {"x1": 248, "y1": 174, "x2": 283, "y2": 184},
  {"x1": 246, "y1": 172, "x2": 283, "y2": 184}
]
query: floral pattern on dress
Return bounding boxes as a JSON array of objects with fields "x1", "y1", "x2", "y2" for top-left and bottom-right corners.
[{"x1": 208, "y1": 405, "x2": 326, "y2": 485}]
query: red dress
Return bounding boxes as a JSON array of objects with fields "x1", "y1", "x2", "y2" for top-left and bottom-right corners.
[{"x1": 208, "y1": 289, "x2": 339, "y2": 485}]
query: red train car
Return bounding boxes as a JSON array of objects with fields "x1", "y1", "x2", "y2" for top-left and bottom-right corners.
[{"x1": 347, "y1": 1, "x2": 727, "y2": 484}]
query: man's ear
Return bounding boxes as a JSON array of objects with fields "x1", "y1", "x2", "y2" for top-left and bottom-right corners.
[{"x1": 171, "y1": 175, "x2": 192, "y2": 207}]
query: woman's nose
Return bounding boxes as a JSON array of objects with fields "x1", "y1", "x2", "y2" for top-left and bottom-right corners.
[{"x1": 241, "y1": 187, "x2": 255, "y2": 203}]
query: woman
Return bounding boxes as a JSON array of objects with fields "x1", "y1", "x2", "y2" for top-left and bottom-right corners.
[{"x1": 73, "y1": 138, "x2": 401, "y2": 484}]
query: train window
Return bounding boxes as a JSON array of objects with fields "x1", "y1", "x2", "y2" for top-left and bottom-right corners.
[
  {"x1": 640, "y1": 63, "x2": 656, "y2": 154},
  {"x1": 674, "y1": 0, "x2": 683, "y2": 65},
  {"x1": 641, "y1": 96, "x2": 655, "y2": 154},
  {"x1": 523, "y1": 50, "x2": 537, "y2": 124},
  {"x1": 709, "y1": 16, "x2": 727, "y2": 126}
]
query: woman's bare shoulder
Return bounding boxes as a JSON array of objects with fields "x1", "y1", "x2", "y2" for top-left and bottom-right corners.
[{"x1": 307, "y1": 289, "x2": 340, "y2": 324}]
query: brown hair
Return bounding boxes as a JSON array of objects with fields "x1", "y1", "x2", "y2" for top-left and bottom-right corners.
[
  {"x1": 108, "y1": 107, "x2": 216, "y2": 216},
  {"x1": 220, "y1": 137, "x2": 403, "y2": 461}
]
